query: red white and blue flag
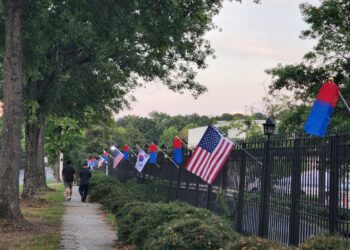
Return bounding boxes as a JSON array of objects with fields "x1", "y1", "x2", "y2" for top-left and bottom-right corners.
[
  {"x1": 112, "y1": 148, "x2": 124, "y2": 169},
  {"x1": 98, "y1": 156, "x2": 105, "y2": 168},
  {"x1": 185, "y1": 126, "x2": 234, "y2": 184},
  {"x1": 304, "y1": 80, "x2": 340, "y2": 137},
  {"x1": 135, "y1": 149, "x2": 150, "y2": 173}
]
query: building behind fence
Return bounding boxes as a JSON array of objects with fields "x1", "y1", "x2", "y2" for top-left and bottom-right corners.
[{"x1": 102, "y1": 132, "x2": 350, "y2": 246}]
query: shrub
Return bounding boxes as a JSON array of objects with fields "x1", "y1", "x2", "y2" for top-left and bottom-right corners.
[
  {"x1": 231, "y1": 236, "x2": 287, "y2": 250},
  {"x1": 116, "y1": 201, "x2": 238, "y2": 249},
  {"x1": 300, "y1": 234, "x2": 350, "y2": 250},
  {"x1": 89, "y1": 172, "x2": 167, "y2": 213}
]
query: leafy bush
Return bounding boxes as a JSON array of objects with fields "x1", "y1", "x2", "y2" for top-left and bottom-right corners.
[
  {"x1": 116, "y1": 201, "x2": 238, "y2": 249},
  {"x1": 231, "y1": 236, "x2": 287, "y2": 250},
  {"x1": 300, "y1": 234, "x2": 350, "y2": 250},
  {"x1": 89, "y1": 172, "x2": 167, "y2": 213}
]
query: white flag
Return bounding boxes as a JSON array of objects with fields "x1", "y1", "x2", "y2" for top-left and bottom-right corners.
[{"x1": 135, "y1": 149, "x2": 150, "y2": 172}]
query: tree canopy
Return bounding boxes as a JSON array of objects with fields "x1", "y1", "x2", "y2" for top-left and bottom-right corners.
[{"x1": 267, "y1": 0, "x2": 350, "y2": 132}]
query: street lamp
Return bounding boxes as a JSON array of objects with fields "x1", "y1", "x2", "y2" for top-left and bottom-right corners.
[
  {"x1": 258, "y1": 117, "x2": 276, "y2": 238},
  {"x1": 263, "y1": 118, "x2": 276, "y2": 136}
]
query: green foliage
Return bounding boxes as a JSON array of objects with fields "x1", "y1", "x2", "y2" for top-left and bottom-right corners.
[
  {"x1": 45, "y1": 116, "x2": 84, "y2": 165},
  {"x1": 159, "y1": 126, "x2": 179, "y2": 149},
  {"x1": 231, "y1": 236, "x2": 287, "y2": 250},
  {"x1": 300, "y1": 234, "x2": 350, "y2": 250},
  {"x1": 89, "y1": 173, "x2": 239, "y2": 250},
  {"x1": 267, "y1": 0, "x2": 350, "y2": 132},
  {"x1": 117, "y1": 201, "x2": 238, "y2": 249},
  {"x1": 89, "y1": 172, "x2": 167, "y2": 214}
]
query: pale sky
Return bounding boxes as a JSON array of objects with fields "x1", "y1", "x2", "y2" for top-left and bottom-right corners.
[{"x1": 117, "y1": 0, "x2": 319, "y2": 118}]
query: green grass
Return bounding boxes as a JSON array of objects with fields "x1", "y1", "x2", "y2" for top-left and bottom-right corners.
[
  {"x1": 21, "y1": 183, "x2": 65, "y2": 224},
  {"x1": 4, "y1": 183, "x2": 66, "y2": 250},
  {"x1": 105, "y1": 213, "x2": 117, "y2": 228},
  {"x1": 12, "y1": 234, "x2": 60, "y2": 250}
]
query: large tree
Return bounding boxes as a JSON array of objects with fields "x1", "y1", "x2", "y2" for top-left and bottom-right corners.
[
  {"x1": 18, "y1": 0, "x2": 230, "y2": 197},
  {"x1": 267, "y1": 0, "x2": 350, "y2": 132},
  {"x1": 0, "y1": 0, "x2": 24, "y2": 220}
]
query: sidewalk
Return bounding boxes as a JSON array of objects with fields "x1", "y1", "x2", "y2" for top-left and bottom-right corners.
[{"x1": 60, "y1": 186, "x2": 117, "y2": 250}]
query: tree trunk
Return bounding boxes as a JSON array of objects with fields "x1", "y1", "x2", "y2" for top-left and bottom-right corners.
[
  {"x1": 0, "y1": 0, "x2": 24, "y2": 220},
  {"x1": 22, "y1": 115, "x2": 40, "y2": 198},
  {"x1": 36, "y1": 115, "x2": 50, "y2": 191}
]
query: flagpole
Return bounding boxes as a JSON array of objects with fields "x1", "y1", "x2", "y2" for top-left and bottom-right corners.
[
  {"x1": 98, "y1": 154, "x2": 109, "y2": 175},
  {"x1": 339, "y1": 91, "x2": 350, "y2": 113},
  {"x1": 212, "y1": 125, "x2": 263, "y2": 166},
  {"x1": 158, "y1": 147, "x2": 180, "y2": 169},
  {"x1": 135, "y1": 144, "x2": 156, "y2": 166},
  {"x1": 175, "y1": 136, "x2": 194, "y2": 152},
  {"x1": 127, "y1": 144, "x2": 138, "y2": 158}
]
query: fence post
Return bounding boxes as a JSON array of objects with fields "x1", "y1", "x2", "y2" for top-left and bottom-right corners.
[
  {"x1": 329, "y1": 135, "x2": 339, "y2": 234},
  {"x1": 195, "y1": 177, "x2": 201, "y2": 207},
  {"x1": 175, "y1": 164, "x2": 182, "y2": 199},
  {"x1": 207, "y1": 184, "x2": 212, "y2": 210},
  {"x1": 289, "y1": 138, "x2": 301, "y2": 245},
  {"x1": 258, "y1": 136, "x2": 272, "y2": 238},
  {"x1": 236, "y1": 143, "x2": 247, "y2": 233}
]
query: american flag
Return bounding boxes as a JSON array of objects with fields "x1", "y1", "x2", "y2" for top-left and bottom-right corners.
[
  {"x1": 185, "y1": 126, "x2": 234, "y2": 184},
  {"x1": 113, "y1": 149, "x2": 124, "y2": 169},
  {"x1": 98, "y1": 156, "x2": 105, "y2": 168}
]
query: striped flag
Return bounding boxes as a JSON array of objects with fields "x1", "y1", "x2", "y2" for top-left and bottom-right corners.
[
  {"x1": 113, "y1": 148, "x2": 124, "y2": 169},
  {"x1": 185, "y1": 125, "x2": 234, "y2": 184},
  {"x1": 98, "y1": 156, "x2": 105, "y2": 168}
]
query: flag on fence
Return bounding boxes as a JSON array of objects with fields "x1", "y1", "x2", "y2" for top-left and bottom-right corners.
[
  {"x1": 103, "y1": 150, "x2": 109, "y2": 164},
  {"x1": 123, "y1": 145, "x2": 129, "y2": 160},
  {"x1": 112, "y1": 148, "x2": 124, "y2": 169},
  {"x1": 173, "y1": 137, "x2": 182, "y2": 164},
  {"x1": 304, "y1": 80, "x2": 340, "y2": 137},
  {"x1": 98, "y1": 156, "x2": 105, "y2": 168},
  {"x1": 89, "y1": 158, "x2": 97, "y2": 169},
  {"x1": 149, "y1": 143, "x2": 157, "y2": 164},
  {"x1": 185, "y1": 125, "x2": 234, "y2": 184},
  {"x1": 135, "y1": 149, "x2": 150, "y2": 172}
]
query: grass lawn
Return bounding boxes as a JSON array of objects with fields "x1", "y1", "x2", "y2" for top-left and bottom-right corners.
[{"x1": 0, "y1": 183, "x2": 65, "y2": 250}]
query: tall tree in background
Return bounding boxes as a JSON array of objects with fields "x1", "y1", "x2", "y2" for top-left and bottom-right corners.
[
  {"x1": 0, "y1": 0, "x2": 24, "y2": 220},
  {"x1": 267, "y1": 0, "x2": 350, "y2": 132},
  {"x1": 18, "y1": 0, "x2": 227, "y2": 197}
]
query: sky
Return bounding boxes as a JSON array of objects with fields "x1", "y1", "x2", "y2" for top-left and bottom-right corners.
[{"x1": 117, "y1": 0, "x2": 319, "y2": 118}]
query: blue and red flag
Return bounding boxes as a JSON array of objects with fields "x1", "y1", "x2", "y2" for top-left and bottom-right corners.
[
  {"x1": 103, "y1": 150, "x2": 109, "y2": 164},
  {"x1": 123, "y1": 145, "x2": 129, "y2": 160},
  {"x1": 173, "y1": 137, "x2": 182, "y2": 164},
  {"x1": 304, "y1": 80, "x2": 340, "y2": 137},
  {"x1": 149, "y1": 143, "x2": 157, "y2": 164}
]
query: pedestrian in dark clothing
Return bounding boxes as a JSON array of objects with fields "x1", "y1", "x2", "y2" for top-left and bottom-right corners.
[
  {"x1": 79, "y1": 162, "x2": 92, "y2": 202},
  {"x1": 62, "y1": 160, "x2": 76, "y2": 201}
]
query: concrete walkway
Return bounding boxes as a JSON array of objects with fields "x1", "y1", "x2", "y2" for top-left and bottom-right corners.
[{"x1": 60, "y1": 186, "x2": 117, "y2": 250}]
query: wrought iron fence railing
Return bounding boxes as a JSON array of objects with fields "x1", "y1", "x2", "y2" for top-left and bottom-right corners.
[{"x1": 101, "y1": 133, "x2": 350, "y2": 246}]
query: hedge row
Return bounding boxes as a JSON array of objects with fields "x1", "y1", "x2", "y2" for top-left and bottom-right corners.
[
  {"x1": 89, "y1": 172, "x2": 239, "y2": 249},
  {"x1": 89, "y1": 172, "x2": 350, "y2": 250}
]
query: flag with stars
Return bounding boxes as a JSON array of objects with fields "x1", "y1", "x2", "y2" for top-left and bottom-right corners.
[
  {"x1": 185, "y1": 125, "x2": 234, "y2": 184},
  {"x1": 112, "y1": 148, "x2": 124, "y2": 169}
]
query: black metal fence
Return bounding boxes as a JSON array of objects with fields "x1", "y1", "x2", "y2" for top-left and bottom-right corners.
[{"x1": 103, "y1": 133, "x2": 350, "y2": 246}]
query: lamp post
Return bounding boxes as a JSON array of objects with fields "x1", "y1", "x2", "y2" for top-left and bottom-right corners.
[{"x1": 259, "y1": 118, "x2": 276, "y2": 238}]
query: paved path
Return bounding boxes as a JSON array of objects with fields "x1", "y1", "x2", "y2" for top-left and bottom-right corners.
[{"x1": 60, "y1": 186, "x2": 117, "y2": 250}]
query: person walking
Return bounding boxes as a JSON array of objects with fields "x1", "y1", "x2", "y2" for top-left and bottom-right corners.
[
  {"x1": 62, "y1": 160, "x2": 76, "y2": 201},
  {"x1": 79, "y1": 162, "x2": 92, "y2": 202}
]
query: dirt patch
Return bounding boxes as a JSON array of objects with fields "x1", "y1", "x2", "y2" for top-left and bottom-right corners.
[
  {"x1": 0, "y1": 216, "x2": 58, "y2": 245},
  {"x1": 115, "y1": 242, "x2": 133, "y2": 250}
]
